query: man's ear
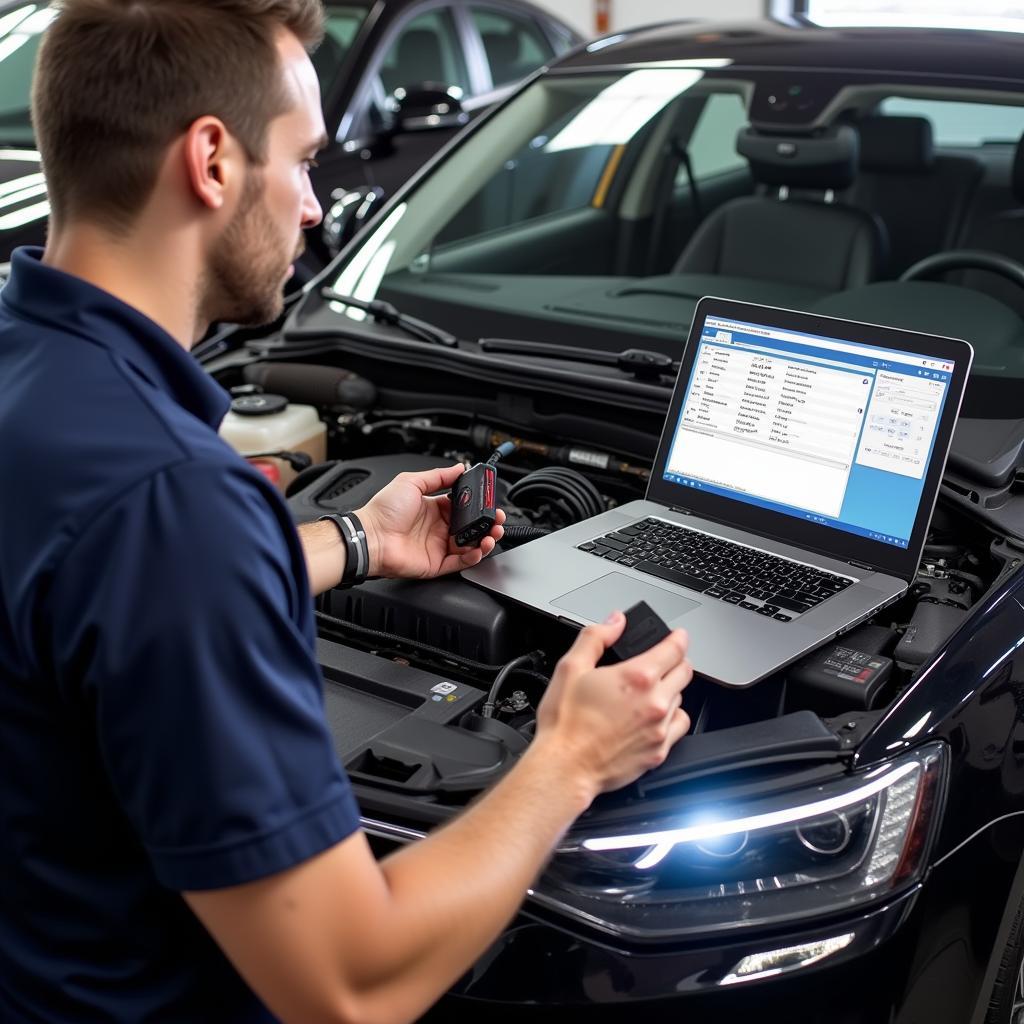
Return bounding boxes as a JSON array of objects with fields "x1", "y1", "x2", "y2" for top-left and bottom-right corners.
[{"x1": 183, "y1": 116, "x2": 239, "y2": 211}]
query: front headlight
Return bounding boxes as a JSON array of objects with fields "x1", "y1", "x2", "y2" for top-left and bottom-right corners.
[{"x1": 535, "y1": 742, "x2": 945, "y2": 941}]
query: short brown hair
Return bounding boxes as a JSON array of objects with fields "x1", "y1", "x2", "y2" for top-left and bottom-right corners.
[{"x1": 32, "y1": 0, "x2": 324, "y2": 231}]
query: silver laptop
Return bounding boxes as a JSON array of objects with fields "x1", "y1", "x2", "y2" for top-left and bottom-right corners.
[{"x1": 464, "y1": 296, "x2": 973, "y2": 687}]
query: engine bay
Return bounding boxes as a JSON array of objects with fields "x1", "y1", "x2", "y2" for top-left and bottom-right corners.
[{"x1": 209, "y1": 351, "x2": 1024, "y2": 828}]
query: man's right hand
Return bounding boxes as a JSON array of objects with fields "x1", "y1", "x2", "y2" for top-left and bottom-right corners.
[
  {"x1": 185, "y1": 612, "x2": 693, "y2": 1024},
  {"x1": 534, "y1": 611, "x2": 693, "y2": 800}
]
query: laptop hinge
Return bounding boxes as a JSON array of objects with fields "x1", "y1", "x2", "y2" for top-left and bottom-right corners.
[
  {"x1": 670, "y1": 506, "x2": 693, "y2": 515},
  {"x1": 847, "y1": 559, "x2": 876, "y2": 571}
]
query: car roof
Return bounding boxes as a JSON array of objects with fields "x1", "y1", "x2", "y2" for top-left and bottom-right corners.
[{"x1": 554, "y1": 18, "x2": 1024, "y2": 85}]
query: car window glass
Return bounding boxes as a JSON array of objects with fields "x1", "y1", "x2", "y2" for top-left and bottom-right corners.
[
  {"x1": 880, "y1": 97, "x2": 1024, "y2": 146},
  {"x1": 378, "y1": 9, "x2": 471, "y2": 97},
  {"x1": 312, "y1": 5, "x2": 370, "y2": 97},
  {"x1": 342, "y1": 70, "x2": 700, "y2": 253},
  {"x1": 677, "y1": 92, "x2": 749, "y2": 182},
  {"x1": 470, "y1": 8, "x2": 555, "y2": 89},
  {"x1": 0, "y1": 6, "x2": 53, "y2": 147},
  {"x1": 434, "y1": 102, "x2": 616, "y2": 244},
  {"x1": 327, "y1": 71, "x2": 1024, "y2": 385}
]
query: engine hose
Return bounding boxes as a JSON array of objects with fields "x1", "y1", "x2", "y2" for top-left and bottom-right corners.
[
  {"x1": 482, "y1": 652, "x2": 544, "y2": 718},
  {"x1": 508, "y1": 467, "x2": 604, "y2": 523},
  {"x1": 541, "y1": 467, "x2": 604, "y2": 516},
  {"x1": 923, "y1": 543, "x2": 961, "y2": 558},
  {"x1": 948, "y1": 569, "x2": 985, "y2": 593}
]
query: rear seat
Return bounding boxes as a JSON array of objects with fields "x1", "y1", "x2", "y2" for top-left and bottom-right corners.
[{"x1": 846, "y1": 115, "x2": 983, "y2": 277}]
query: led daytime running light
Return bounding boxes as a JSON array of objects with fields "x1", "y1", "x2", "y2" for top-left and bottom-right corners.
[
  {"x1": 720, "y1": 932, "x2": 856, "y2": 985},
  {"x1": 582, "y1": 761, "x2": 920, "y2": 869}
]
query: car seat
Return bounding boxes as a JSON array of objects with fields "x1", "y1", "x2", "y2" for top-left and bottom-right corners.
[
  {"x1": 481, "y1": 31, "x2": 521, "y2": 87},
  {"x1": 845, "y1": 115, "x2": 982, "y2": 277},
  {"x1": 672, "y1": 125, "x2": 887, "y2": 302},
  {"x1": 947, "y1": 131, "x2": 1024, "y2": 317},
  {"x1": 381, "y1": 29, "x2": 447, "y2": 94}
]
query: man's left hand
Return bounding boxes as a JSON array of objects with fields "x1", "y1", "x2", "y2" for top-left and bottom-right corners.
[{"x1": 357, "y1": 464, "x2": 506, "y2": 579}]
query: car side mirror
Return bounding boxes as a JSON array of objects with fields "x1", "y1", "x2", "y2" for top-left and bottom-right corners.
[
  {"x1": 388, "y1": 83, "x2": 468, "y2": 133},
  {"x1": 322, "y1": 186, "x2": 384, "y2": 258}
]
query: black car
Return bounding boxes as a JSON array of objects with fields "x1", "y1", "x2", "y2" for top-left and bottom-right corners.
[
  {"x1": 0, "y1": 0, "x2": 579, "y2": 275},
  {"x1": 206, "y1": 18, "x2": 1024, "y2": 1023}
]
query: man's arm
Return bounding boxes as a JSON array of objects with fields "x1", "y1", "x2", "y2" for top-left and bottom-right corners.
[
  {"x1": 185, "y1": 619, "x2": 692, "y2": 1024},
  {"x1": 297, "y1": 518, "x2": 347, "y2": 596},
  {"x1": 297, "y1": 465, "x2": 505, "y2": 596}
]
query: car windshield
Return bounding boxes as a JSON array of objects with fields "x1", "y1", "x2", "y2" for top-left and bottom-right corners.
[
  {"x1": 323, "y1": 64, "x2": 1024, "y2": 384},
  {"x1": 0, "y1": 2, "x2": 369, "y2": 145}
]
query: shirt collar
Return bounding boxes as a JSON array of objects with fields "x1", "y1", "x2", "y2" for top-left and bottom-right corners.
[{"x1": 1, "y1": 246, "x2": 230, "y2": 429}]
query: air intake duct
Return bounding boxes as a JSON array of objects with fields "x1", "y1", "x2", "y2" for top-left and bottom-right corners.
[{"x1": 243, "y1": 361, "x2": 377, "y2": 411}]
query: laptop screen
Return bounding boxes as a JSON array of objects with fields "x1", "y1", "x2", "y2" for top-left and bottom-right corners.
[{"x1": 662, "y1": 313, "x2": 956, "y2": 550}]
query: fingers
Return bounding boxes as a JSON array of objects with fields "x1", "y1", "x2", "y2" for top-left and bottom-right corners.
[
  {"x1": 563, "y1": 612, "x2": 627, "y2": 669},
  {"x1": 402, "y1": 463, "x2": 466, "y2": 497},
  {"x1": 658, "y1": 659, "x2": 694, "y2": 702},
  {"x1": 664, "y1": 706, "x2": 692, "y2": 750},
  {"x1": 620, "y1": 629, "x2": 688, "y2": 684}
]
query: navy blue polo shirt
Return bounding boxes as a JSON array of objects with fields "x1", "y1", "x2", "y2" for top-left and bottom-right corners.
[{"x1": 0, "y1": 248, "x2": 361, "y2": 1022}]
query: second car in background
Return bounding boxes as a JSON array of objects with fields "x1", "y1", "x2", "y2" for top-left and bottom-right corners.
[{"x1": 0, "y1": 0, "x2": 580, "y2": 276}]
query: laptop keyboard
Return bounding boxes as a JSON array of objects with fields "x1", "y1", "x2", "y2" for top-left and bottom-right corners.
[{"x1": 577, "y1": 518, "x2": 855, "y2": 622}]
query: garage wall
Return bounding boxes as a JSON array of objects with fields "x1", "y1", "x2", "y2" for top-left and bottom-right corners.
[{"x1": 536, "y1": 0, "x2": 768, "y2": 39}]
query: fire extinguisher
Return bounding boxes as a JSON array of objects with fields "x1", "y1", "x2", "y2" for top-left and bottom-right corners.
[{"x1": 595, "y1": 0, "x2": 611, "y2": 34}]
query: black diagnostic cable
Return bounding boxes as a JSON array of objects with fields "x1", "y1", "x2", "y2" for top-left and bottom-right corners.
[{"x1": 499, "y1": 526, "x2": 550, "y2": 546}]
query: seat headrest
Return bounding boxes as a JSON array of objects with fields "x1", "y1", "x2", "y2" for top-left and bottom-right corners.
[
  {"x1": 395, "y1": 30, "x2": 445, "y2": 86},
  {"x1": 737, "y1": 125, "x2": 859, "y2": 190},
  {"x1": 482, "y1": 31, "x2": 519, "y2": 68},
  {"x1": 858, "y1": 116, "x2": 934, "y2": 172},
  {"x1": 1012, "y1": 132, "x2": 1024, "y2": 202}
]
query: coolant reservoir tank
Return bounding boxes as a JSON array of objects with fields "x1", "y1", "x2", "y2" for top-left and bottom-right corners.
[{"x1": 219, "y1": 393, "x2": 326, "y2": 493}]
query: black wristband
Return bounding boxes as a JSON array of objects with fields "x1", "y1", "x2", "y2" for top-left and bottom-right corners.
[{"x1": 318, "y1": 512, "x2": 370, "y2": 587}]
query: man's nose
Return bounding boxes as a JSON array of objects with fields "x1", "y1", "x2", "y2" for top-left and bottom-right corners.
[{"x1": 301, "y1": 179, "x2": 322, "y2": 230}]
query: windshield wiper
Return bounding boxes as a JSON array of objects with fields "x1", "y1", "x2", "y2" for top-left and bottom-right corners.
[
  {"x1": 319, "y1": 288, "x2": 456, "y2": 348},
  {"x1": 478, "y1": 338, "x2": 678, "y2": 383}
]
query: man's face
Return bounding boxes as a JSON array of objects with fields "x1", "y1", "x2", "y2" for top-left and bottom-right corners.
[{"x1": 203, "y1": 32, "x2": 326, "y2": 326}]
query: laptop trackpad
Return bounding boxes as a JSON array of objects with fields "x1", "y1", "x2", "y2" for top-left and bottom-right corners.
[{"x1": 553, "y1": 572, "x2": 700, "y2": 625}]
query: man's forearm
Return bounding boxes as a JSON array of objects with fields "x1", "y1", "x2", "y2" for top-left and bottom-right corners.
[
  {"x1": 348, "y1": 735, "x2": 595, "y2": 1023},
  {"x1": 296, "y1": 520, "x2": 346, "y2": 596}
]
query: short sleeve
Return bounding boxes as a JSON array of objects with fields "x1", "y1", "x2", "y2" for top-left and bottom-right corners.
[{"x1": 47, "y1": 459, "x2": 360, "y2": 891}]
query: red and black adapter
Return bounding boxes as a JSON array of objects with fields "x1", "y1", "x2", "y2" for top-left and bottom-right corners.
[{"x1": 450, "y1": 441, "x2": 517, "y2": 547}]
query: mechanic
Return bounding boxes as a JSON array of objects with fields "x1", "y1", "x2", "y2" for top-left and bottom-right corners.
[{"x1": 0, "y1": 2, "x2": 693, "y2": 1022}]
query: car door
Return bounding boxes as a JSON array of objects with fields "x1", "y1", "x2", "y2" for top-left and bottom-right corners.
[
  {"x1": 308, "y1": 1, "x2": 579, "y2": 270},
  {"x1": 307, "y1": 3, "x2": 474, "y2": 265},
  {"x1": 461, "y1": 3, "x2": 568, "y2": 98}
]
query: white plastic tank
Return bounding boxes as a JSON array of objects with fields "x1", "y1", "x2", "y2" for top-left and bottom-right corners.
[{"x1": 219, "y1": 393, "x2": 326, "y2": 493}]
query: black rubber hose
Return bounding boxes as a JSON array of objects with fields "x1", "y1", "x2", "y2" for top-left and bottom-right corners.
[
  {"x1": 482, "y1": 652, "x2": 543, "y2": 718},
  {"x1": 508, "y1": 467, "x2": 603, "y2": 523},
  {"x1": 948, "y1": 569, "x2": 985, "y2": 593},
  {"x1": 535, "y1": 467, "x2": 603, "y2": 517}
]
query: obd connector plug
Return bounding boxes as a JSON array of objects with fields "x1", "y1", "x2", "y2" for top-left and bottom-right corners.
[{"x1": 450, "y1": 441, "x2": 517, "y2": 548}]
